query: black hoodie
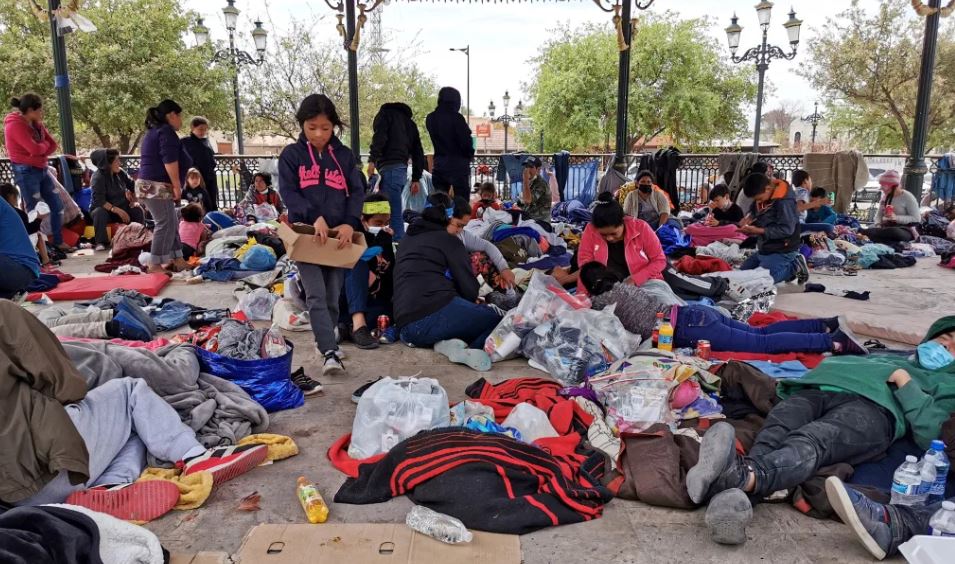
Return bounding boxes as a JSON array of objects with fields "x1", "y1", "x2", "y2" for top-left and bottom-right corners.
[
  {"x1": 425, "y1": 87, "x2": 475, "y2": 178},
  {"x1": 368, "y1": 103, "x2": 425, "y2": 182},
  {"x1": 89, "y1": 149, "x2": 134, "y2": 210},
  {"x1": 392, "y1": 218, "x2": 479, "y2": 328}
]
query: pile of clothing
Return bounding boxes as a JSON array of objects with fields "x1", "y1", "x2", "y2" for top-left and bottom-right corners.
[{"x1": 196, "y1": 224, "x2": 286, "y2": 282}]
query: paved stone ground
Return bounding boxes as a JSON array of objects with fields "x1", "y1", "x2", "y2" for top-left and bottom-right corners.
[{"x1": 32, "y1": 251, "x2": 945, "y2": 563}]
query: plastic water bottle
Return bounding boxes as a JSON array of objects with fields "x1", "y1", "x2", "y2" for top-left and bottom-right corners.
[
  {"x1": 891, "y1": 455, "x2": 924, "y2": 506},
  {"x1": 929, "y1": 501, "x2": 955, "y2": 537},
  {"x1": 406, "y1": 505, "x2": 473, "y2": 544},
  {"x1": 917, "y1": 454, "x2": 938, "y2": 504},
  {"x1": 926, "y1": 440, "x2": 950, "y2": 504}
]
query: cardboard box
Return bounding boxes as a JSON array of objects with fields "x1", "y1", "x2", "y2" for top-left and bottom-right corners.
[
  {"x1": 278, "y1": 222, "x2": 367, "y2": 269},
  {"x1": 234, "y1": 523, "x2": 521, "y2": 564}
]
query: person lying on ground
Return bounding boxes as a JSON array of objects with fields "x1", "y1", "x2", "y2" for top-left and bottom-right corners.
[
  {"x1": 577, "y1": 191, "x2": 666, "y2": 295},
  {"x1": 392, "y1": 201, "x2": 502, "y2": 371},
  {"x1": 1, "y1": 182, "x2": 50, "y2": 266},
  {"x1": 825, "y1": 475, "x2": 954, "y2": 561},
  {"x1": 181, "y1": 167, "x2": 214, "y2": 214},
  {"x1": 471, "y1": 182, "x2": 502, "y2": 220},
  {"x1": 739, "y1": 172, "x2": 810, "y2": 284},
  {"x1": 341, "y1": 193, "x2": 395, "y2": 349},
  {"x1": 426, "y1": 192, "x2": 516, "y2": 289},
  {"x1": 863, "y1": 170, "x2": 922, "y2": 244},
  {"x1": 236, "y1": 171, "x2": 286, "y2": 223},
  {"x1": 179, "y1": 204, "x2": 211, "y2": 260},
  {"x1": 580, "y1": 261, "x2": 868, "y2": 355},
  {"x1": 0, "y1": 299, "x2": 266, "y2": 519},
  {"x1": 39, "y1": 299, "x2": 155, "y2": 342},
  {"x1": 623, "y1": 170, "x2": 680, "y2": 230},
  {"x1": 686, "y1": 315, "x2": 955, "y2": 546},
  {"x1": 703, "y1": 185, "x2": 744, "y2": 227},
  {"x1": 0, "y1": 198, "x2": 40, "y2": 299},
  {"x1": 89, "y1": 148, "x2": 145, "y2": 251}
]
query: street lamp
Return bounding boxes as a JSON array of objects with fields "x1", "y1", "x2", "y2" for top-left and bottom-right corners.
[
  {"x1": 194, "y1": 1, "x2": 268, "y2": 155},
  {"x1": 725, "y1": 2, "x2": 803, "y2": 152},
  {"x1": 488, "y1": 91, "x2": 524, "y2": 154},
  {"x1": 802, "y1": 100, "x2": 824, "y2": 147},
  {"x1": 449, "y1": 46, "x2": 470, "y2": 124}
]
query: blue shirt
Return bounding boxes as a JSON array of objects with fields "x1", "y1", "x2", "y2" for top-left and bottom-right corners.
[
  {"x1": 0, "y1": 200, "x2": 40, "y2": 276},
  {"x1": 139, "y1": 124, "x2": 192, "y2": 185}
]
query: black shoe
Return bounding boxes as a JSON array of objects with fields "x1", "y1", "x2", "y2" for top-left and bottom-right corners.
[
  {"x1": 794, "y1": 253, "x2": 810, "y2": 284},
  {"x1": 291, "y1": 367, "x2": 322, "y2": 396},
  {"x1": 832, "y1": 326, "x2": 870, "y2": 355},
  {"x1": 351, "y1": 326, "x2": 380, "y2": 350},
  {"x1": 351, "y1": 376, "x2": 384, "y2": 404}
]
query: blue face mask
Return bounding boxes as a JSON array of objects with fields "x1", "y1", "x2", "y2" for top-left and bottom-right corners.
[{"x1": 917, "y1": 341, "x2": 955, "y2": 370}]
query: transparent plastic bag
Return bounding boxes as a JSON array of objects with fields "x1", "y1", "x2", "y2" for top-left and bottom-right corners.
[
  {"x1": 348, "y1": 377, "x2": 450, "y2": 459},
  {"x1": 501, "y1": 403, "x2": 558, "y2": 443},
  {"x1": 590, "y1": 367, "x2": 674, "y2": 433},
  {"x1": 484, "y1": 271, "x2": 591, "y2": 361},
  {"x1": 234, "y1": 287, "x2": 280, "y2": 321}
]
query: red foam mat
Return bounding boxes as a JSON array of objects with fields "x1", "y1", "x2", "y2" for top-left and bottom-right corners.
[{"x1": 27, "y1": 273, "x2": 170, "y2": 302}]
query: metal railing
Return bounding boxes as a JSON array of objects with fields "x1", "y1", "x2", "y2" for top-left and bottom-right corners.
[{"x1": 1, "y1": 152, "x2": 946, "y2": 218}]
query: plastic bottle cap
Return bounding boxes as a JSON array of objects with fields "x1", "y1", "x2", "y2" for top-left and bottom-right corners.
[
  {"x1": 931, "y1": 440, "x2": 946, "y2": 450},
  {"x1": 906, "y1": 455, "x2": 918, "y2": 462},
  {"x1": 943, "y1": 501, "x2": 955, "y2": 511}
]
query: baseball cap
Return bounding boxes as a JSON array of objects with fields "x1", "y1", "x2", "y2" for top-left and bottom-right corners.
[{"x1": 522, "y1": 156, "x2": 542, "y2": 168}]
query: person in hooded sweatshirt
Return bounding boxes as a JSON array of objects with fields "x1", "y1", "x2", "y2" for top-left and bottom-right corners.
[
  {"x1": 279, "y1": 94, "x2": 365, "y2": 379},
  {"x1": 392, "y1": 201, "x2": 502, "y2": 372},
  {"x1": 425, "y1": 87, "x2": 475, "y2": 197},
  {"x1": 738, "y1": 172, "x2": 809, "y2": 284},
  {"x1": 366, "y1": 102, "x2": 425, "y2": 240},
  {"x1": 89, "y1": 149, "x2": 145, "y2": 251}
]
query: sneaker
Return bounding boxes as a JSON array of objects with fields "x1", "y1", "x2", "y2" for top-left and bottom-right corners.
[
  {"x1": 94, "y1": 243, "x2": 108, "y2": 252},
  {"x1": 379, "y1": 326, "x2": 398, "y2": 344},
  {"x1": 825, "y1": 477, "x2": 892, "y2": 560},
  {"x1": 832, "y1": 326, "x2": 870, "y2": 356},
  {"x1": 111, "y1": 309, "x2": 152, "y2": 342},
  {"x1": 794, "y1": 253, "x2": 810, "y2": 284},
  {"x1": 115, "y1": 297, "x2": 157, "y2": 335},
  {"x1": 352, "y1": 376, "x2": 384, "y2": 404},
  {"x1": 434, "y1": 339, "x2": 492, "y2": 371},
  {"x1": 65, "y1": 480, "x2": 180, "y2": 523},
  {"x1": 291, "y1": 367, "x2": 323, "y2": 396},
  {"x1": 686, "y1": 422, "x2": 747, "y2": 504},
  {"x1": 705, "y1": 488, "x2": 753, "y2": 545},
  {"x1": 351, "y1": 326, "x2": 380, "y2": 350},
  {"x1": 181, "y1": 444, "x2": 268, "y2": 487},
  {"x1": 314, "y1": 345, "x2": 346, "y2": 361},
  {"x1": 322, "y1": 351, "x2": 346, "y2": 377}
]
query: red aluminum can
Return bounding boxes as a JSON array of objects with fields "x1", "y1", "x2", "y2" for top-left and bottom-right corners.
[
  {"x1": 885, "y1": 204, "x2": 895, "y2": 217},
  {"x1": 696, "y1": 340, "x2": 711, "y2": 360},
  {"x1": 377, "y1": 315, "x2": 391, "y2": 334}
]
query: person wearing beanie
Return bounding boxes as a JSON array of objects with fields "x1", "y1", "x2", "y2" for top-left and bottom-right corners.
[{"x1": 862, "y1": 170, "x2": 922, "y2": 244}]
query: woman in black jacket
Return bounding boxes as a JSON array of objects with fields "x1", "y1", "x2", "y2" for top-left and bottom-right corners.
[
  {"x1": 180, "y1": 116, "x2": 218, "y2": 210},
  {"x1": 425, "y1": 87, "x2": 474, "y2": 196},
  {"x1": 392, "y1": 202, "x2": 501, "y2": 370},
  {"x1": 89, "y1": 149, "x2": 145, "y2": 250}
]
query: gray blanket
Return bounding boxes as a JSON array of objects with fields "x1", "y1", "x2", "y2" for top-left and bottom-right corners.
[{"x1": 62, "y1": 341, "x2": 269, "y2": 448}]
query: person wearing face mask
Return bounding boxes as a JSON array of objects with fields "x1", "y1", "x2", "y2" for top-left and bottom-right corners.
[
  {"x1": 861, "y1": 170, "x2": 922, "y2": 244},
  {"x1": 623, "y1": 170, "x2": 677, "y2": 230},
  {"x1": 688, "y1": 315, "x2": 955, "y2": 547},
  {"x1": 470, "y1": 182, "x2": 501, "y2": 219}
]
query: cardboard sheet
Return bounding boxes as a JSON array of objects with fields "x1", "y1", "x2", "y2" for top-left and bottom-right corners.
[
  {"x1": 278, "y1": 223, "x2": 367, "y2": 268},
  {"x1": 234, "y1": 523, "x2": 521, "y2": 564},
  {"x1": 169, "y1": 553, "x2": 229, "y2": 564}
]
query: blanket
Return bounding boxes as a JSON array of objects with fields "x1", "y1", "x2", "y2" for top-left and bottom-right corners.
[{"x1": 61, "y1": 342, "x2": 268, "y2": 448}]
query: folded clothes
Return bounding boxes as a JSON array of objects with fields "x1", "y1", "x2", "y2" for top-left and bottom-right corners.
[{"x1": 743, "y1": 360, "x2": 810, "y2": 379}]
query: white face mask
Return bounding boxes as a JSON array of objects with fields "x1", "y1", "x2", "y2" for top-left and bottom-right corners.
[{"x1": 366, "y1": 226, "x2": 383, "y2": 235}]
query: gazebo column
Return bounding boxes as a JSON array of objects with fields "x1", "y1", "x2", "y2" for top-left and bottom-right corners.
[
  {"x1": 345, "y1": 0, "x2": 361, "y2": 153},
  {"x1": 613, "y1": 0, "x2": 632, "y2": 161}
]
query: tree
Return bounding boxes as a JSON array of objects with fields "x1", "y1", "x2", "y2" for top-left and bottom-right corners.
[
  {"x1": 524, "y1": 17, "x2": 756, "y2": 153},
  {"x1": 0, "y1": 0, "x2": 232, "y2": 153},
  {"x1": 242, "y1": 16, "x2": 438, "y2": 152},
  {"x1": 800, "y1": 0, "x2": 955, "y2": 153},
  {"x1": 762, "y1": 100, "x2": 801, "y2": 146}
]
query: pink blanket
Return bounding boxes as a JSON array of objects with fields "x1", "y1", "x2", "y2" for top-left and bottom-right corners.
[
  {"x1": 57, "y1": 336, "x2": 172, "y2": 350},
  {"x1": 685, "y1": 223, "x2": 747, "y2": 247}
]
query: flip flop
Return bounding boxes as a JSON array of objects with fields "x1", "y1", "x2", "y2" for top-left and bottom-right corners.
[{"x1": 434, "y1": 339, "x2": 492, "y2": 372}]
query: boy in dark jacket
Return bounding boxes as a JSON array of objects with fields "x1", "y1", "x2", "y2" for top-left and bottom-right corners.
[
  {"x1": 426, "y1": 87, "x2": 475, "y2": 197},
  {"x1": 89, "y1": 149, "x2": 145, "y2": 250},
  {"x1": 738, "y1": 173, "x2": 809, "y2": 284},
  {"x1": 279, "y1": 94, "x2": 365, "y2": 378},
  {"x1": 366, "y1": 103, "x2": 425, "y2": 241}
]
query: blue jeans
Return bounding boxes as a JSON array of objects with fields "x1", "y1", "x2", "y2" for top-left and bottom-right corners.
[
  {"x1": 13, "y1": 164, "x2": 63, "y2": 245},
  {"x1": 380, "y1": 167, "x2": 406, "y2": 240},
  {"x1": 343, "y1": 258, "x2": 392, "y2": 320},
  {"x1": 0, "y1": 254, "x2": 38, "y2": 300},
  {"x1": 674, "y1": 304, "x2": 832, "y2": 354},
  {"x1": 400, "y1": 297, "x2": 503, "y2": 350},
  {"x1": 800, "y1": 222, "x2": 835, "y2": 237},
  {"x1": 740, "y1": 251, "x2": 799, "y2": 284}
]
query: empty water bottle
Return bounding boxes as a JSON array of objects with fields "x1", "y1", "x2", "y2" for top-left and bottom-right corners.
[
  {"x1": 926, "y1": 440, "x2": 950, "y2": 504},
  {"x1": 405, "y1": 505, "x2": 473, "y2": 544},
  {"x1": 929, "y1": 501, "x2": 955, "y2": 537},
  {"x1": 891, "y1": 455, "x2": 924, "y2": 506},
  {"x1": 917, "y1": 454, "x2": 938, "y2": 504}
]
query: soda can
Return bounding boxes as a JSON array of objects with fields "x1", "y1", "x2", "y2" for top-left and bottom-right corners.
[
  {"x1": 377, "y1": 315, "x2": 391, "y2": 334},
  {"x1": 696, "y1": 340, "x2": 711, "y2": 360}
]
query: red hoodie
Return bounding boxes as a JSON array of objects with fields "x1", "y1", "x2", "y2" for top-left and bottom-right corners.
[{"x1": 4, "y1": 112, "x2": 57, "y2": 169}]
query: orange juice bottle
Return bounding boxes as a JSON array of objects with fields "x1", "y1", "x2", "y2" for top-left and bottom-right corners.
[
  {"x1": 658, "y1": 316, "x2": 674, "y2": 352},
  {"x1": 296, "y1": 476, "x2": 329, "y2": 523}
]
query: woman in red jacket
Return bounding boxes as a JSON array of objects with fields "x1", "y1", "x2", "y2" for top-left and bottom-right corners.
[
  {"x1": 3, "y1": 93, "x2": 69, "y2": 251},
  {"x1": 577, "y1": 191, "x2": 666, "y2": 295}
]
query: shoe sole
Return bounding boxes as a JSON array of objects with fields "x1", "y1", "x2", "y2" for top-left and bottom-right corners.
[
  {"x1": 323, "y1": 365, "x2": 346, "y2": 377},
  {"x1": 354, "y1": 340, "x2": 380, "y2": 350},
  {"x1": 187, "y1": 445, "x2": 269, "y2": 487},
  {"x1": 300, "y1": 386, "x2": 324, "y2": 397},
  {"x1": 686, "y1": 422, "x2": 736, "y2": 504},
  {"x1": 705, "y1": 488, "x2": 753, "y2": 545},
  {"x1": 838, "y1": 324, "x2": 870, "y2": 356},
  {"x1": 825, "y1": 477, "x2": 887, "y2": 560},
  {"x1": 435, "y1": 339, "x2": 491, "y2": 372},
  {"x1": 65, "y1": 480, "x2": 180, "y2": 523}
]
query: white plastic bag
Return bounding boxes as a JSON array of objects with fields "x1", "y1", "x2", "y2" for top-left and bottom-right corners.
[
  {"x1": 272, "y1": 298, "x2": 310, "y2": 331},
  {"x1": 501, "y1": 403, "x2": 558, "y2": 443},
  {"x1": 348, "y1": 377, "x2": 450, "y2": 459},
  {"x1": 485, "y1": 271, "x2": 591, "y2": 361},
  {"x1": 234, "y1": 287, "x2": 280, "y2": 321}
]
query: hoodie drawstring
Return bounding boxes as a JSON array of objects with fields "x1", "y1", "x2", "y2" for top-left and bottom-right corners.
[{"x1": 326, "y1": 144, "x2": 349, "y2": 197}]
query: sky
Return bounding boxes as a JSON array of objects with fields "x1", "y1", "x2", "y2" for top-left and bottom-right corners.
[{"x1": 186, "y1": 0, "x2": 864, "y2": 131}]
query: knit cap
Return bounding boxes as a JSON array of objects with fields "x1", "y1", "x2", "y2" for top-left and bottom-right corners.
[{"x1": 878, "y1": 170, "x2": 901, "y2": 186}]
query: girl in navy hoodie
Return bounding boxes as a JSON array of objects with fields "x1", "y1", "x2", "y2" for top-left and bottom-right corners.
[{"x1": 279, "y1": 94, "x2": 365, "y2": 377}]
